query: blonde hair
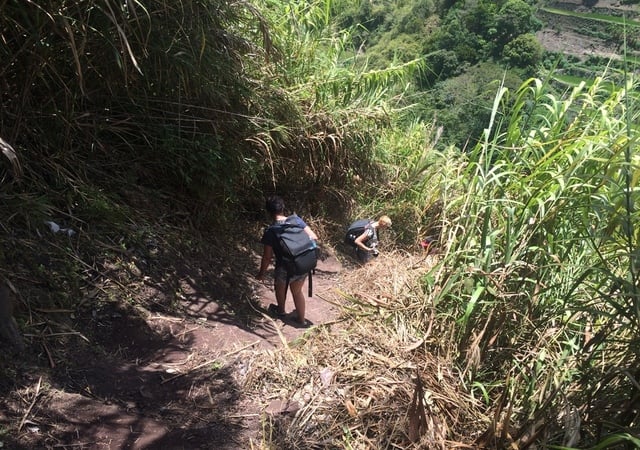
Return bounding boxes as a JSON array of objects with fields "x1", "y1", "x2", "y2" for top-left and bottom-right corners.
[{"x1": 378, "y1": 215, "x2": 392, "y2": 227}]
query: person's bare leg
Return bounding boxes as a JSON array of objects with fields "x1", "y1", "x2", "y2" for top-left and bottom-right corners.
[
  {"x1": 289, "y1": 278, "x2": 306, "y2": 323},
  {"x1": 274, "y1": 279, "x2": 287, "y2": 315}
]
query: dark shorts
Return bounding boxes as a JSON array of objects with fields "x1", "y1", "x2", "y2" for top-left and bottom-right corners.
[
  {"x1": 355, "y1": 248, "x2": 373, "y2": 263},
  {"x1": 274, "y1": 265, "x2": 307, "y2": 282}
]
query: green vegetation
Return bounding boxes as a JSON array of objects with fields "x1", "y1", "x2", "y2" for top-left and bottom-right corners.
[
  {"x1": 417, "y1": 73, "x2": 640, "y2": 447},
  {"x1": 2, "y1": 0, "x2": 640, "y2": 448}
]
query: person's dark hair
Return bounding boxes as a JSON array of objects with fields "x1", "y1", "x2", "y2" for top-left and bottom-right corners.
[{"x1": 265, "y1": 195, "x2": 285, "y2": 215}]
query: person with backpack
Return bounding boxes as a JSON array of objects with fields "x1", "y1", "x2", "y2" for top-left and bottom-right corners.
[
  {"x1": 256, "y1": 195, "x2": 318, "y2": 326},
  {"x1": 345, "y1": 215, "x2": 392, "y2": 264}
]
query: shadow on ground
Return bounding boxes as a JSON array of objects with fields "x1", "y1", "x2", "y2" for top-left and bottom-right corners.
[{"x1": 0, "y1": 220, "x2": 301, "y2": 449}]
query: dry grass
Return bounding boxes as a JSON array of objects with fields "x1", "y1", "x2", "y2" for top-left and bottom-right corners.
[{"x1": 245, "y1": 248, "x2": 487, "y2": 449}]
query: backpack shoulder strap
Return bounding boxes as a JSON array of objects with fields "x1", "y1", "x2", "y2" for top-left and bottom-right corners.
[
  {"x1": 267, "y1": 222, "x2": 285, "y2": 235},
  {"x1": 284, "y1": 214, "x2": 304, "y2": 227}
]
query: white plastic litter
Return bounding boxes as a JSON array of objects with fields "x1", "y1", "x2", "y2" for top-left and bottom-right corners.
[{"x1": 44, "y1": 221, "x2": 76, "y2": 236}]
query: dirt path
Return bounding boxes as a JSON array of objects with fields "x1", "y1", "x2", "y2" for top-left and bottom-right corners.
[{"x1": 1, "y1": 242, "x2": 344, "y2": 449}]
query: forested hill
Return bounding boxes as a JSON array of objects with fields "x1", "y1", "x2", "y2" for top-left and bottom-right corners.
[{"x1": 334, "y1": 0, "x2": 639, "y2": 147}]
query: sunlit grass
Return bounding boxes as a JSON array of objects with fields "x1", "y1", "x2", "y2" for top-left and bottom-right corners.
[{"x1": 407, "y1": 70, "x2": 640, "y2": 446}]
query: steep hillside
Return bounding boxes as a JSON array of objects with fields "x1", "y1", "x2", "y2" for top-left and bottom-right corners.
[{"x1": 538, "y1": 0, "x2": 640, "y2": 61}]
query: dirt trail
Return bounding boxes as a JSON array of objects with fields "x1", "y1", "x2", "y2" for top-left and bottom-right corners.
[{"x1": 1, "y1": 244, "x2": 344, "y2": 450}]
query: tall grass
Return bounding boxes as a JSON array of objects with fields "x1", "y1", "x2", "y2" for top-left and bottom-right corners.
[
  {"x1": 246, "y1": 0, "x2": 423, "y2": 218},
  {"x1": 407, "y1": 71, "x2": 640, "y2": 446},
  {"x1": 0, "y1": 0, "x2": 276, "y2": 227},
  {"x1": 0, "y1": 0, "x2": 395, "y2": 234}
]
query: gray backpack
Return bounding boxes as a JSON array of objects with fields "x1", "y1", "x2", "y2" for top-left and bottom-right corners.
[{"x1": 344, "y1": 219, "x2": 372, "y2": 247}]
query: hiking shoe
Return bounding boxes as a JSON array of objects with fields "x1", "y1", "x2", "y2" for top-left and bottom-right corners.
[
  {"x1": 286, "y1": 317, "x2": 312, "y2": 329},
  {"x1": 267, "y1": 304, "x2": 286, "y2": 317},
  {"x1": 280, "y1": 311, "x2": 311, "y2": 328}
]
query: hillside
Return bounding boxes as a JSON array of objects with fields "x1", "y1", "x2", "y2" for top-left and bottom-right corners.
[
  {"x1": 537, "y1": 0, "x2": 640, "y2": 61},
  {"x1": 0, "y1": 192, "x2": 453, "y2": 449},
  {"x1": 2, "y1": 1, "x2": 640, "y2": 448},
  {"x1": 0, "y1": 208, "x2": 348, "y2": 448}
]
